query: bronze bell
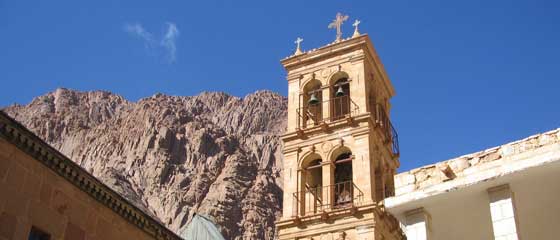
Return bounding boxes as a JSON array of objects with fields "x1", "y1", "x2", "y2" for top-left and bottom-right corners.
[
  {"x1": 308, "y1": 92, "x2": 320, "y2": 105},
  {"x1": 335, "y1": 86, "x2": 345, "y2": 97}
]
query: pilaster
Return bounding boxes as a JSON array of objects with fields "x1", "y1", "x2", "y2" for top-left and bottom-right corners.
[
  {"x1": 404, "y1": 208, "x2": 431, "y2": 240},
  {"x1": 487, "y1": 184, "x2": 520, "y2": 240}
]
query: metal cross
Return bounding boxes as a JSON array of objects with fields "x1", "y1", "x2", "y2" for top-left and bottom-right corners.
[
  {"x1": 295, "y1": 37, "x2": 303, "y2": 48},
  {"x1": 294, "y1": 37, "x2": 303, "y2": 55},
  {"x1": 328, "y1": 13, "x2": 349, "y2": 42},
  {"x1": 352, "y1": 20, "x2": 361, "y2": 38}
]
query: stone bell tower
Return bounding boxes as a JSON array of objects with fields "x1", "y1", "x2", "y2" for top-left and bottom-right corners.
[{"x1": 276, "y1": 16, "x2": 405, "y2": 240}]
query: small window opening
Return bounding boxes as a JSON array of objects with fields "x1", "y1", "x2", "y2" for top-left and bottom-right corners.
[{"x1": 28, "y1": 227, "x2": 50, "y2": 240}]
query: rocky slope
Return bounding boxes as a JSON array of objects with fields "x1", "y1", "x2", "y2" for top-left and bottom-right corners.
[{"x1": 3, "y1": 88, "x2": 287, "y2": 239}]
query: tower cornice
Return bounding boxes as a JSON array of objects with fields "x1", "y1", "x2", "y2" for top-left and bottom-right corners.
[{"x1": 281, "y1": 34, "x2": 395, "y2": 97}]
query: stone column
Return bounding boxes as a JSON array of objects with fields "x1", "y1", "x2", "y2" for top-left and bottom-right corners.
[
  {"x1": 322, "y1": 161, "x2": 335, "y2": 211},
  {"x1": 287, "y1": 79, "x2": 300, "y2": 131},
  {"x1": 487, "y1": 184, "x2": 520, "y2": 240},
  {"x1": 351, "y1": 134, "x2": 375, "y2": 204},
  {"x1": 282, "y1": 151, "x2": 298, "y2": 219},
  {"x1": 322, "y1": 87, "x2": 330, "y2": 122},
  {"x1": 404, "y1": 208, "x2": 431, "y2": 240},
  {"x1": 299, "y1": 169, "x2": 308, "y2": 216}
]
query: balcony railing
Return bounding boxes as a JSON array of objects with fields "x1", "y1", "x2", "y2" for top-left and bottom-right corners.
[
  {"x1": 294, "y1": 98, "x2": 399, "y2": 156},
  {"x1": 374, "y1": 104, "x2": 400, "y2": 156},
  {"x1": 296, "y1": 95, "x2": 359, "y2": 129},
  {"x1": 292, "y1": 181, "x2": 364, "y2": 217}
]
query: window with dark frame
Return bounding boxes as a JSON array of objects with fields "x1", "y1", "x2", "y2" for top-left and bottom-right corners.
[{"x1": 28, "y1": 227, "x2": 50, "y2": 240}]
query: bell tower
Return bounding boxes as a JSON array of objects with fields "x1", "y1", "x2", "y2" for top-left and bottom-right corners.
[{"x1": 276, "y1": 16, "x2": 405, "y2": 240}]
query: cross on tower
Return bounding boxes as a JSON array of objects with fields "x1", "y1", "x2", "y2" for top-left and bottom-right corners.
[
  {"x1": 294, "y1": 37, "x2": 303, "y2": 55},
  {"x1": 328, "y1": 13, "x2": 349, "y2": 42},
  {"x1": 352, "y1": 19, "x2": 361, "y2": 38}
]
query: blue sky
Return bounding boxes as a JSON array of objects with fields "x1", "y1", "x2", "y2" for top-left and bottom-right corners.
[{"x1": 1, "y1": 0, "x2": 559, "y2": 171}]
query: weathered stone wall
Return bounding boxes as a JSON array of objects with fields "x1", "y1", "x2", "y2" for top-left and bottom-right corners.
[
  {"x1": 393, "y1": 128, "x2": 560, "y2": 196},
  {"x1": 0, "y1": 138, "x2": 156, "y2": 240}
]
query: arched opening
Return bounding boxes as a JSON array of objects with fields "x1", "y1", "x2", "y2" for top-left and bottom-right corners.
[
  {"x1": 302, "y1": 80, "x2": 322, "y2": 126},
  {"x1": 304, "y1": 159, "x2": 323, "y2": 189},
  {"x1": 300, "y1": 156, "x2": 323, "y2": 215},
  {"x1": 331, "y1": 77, "x2": 350, "y2": 120},
  {"x1": 334, "y1": 152, "x2": 353, "y2": 207}
]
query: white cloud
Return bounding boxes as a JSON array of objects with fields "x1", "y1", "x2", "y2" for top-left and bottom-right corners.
[
  {"x1": 161, "y1": 22, "x2": 180, "y2": 63},
  {"x1": 124, "y1": 23, "x2": 154, "y2": 48},
  {"x1": 123, "y1": 22, "x2": 180, "y2": 63}
]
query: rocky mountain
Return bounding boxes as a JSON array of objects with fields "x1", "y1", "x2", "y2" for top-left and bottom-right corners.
[{"x1": 3, "y1": 88, "x2": 287, "y2": 239}]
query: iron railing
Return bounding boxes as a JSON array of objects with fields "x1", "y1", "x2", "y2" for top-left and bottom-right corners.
[
  {"x1": 292, "y1": 181, "x2": 364, "y2": 217},
  {"x1": 374, "y1": 104, "x2": 400, "y2": 156},
  {"x1": 294, "y1": 98, "x2": 399, "y2": 156},
  {"x1": 296, "y1": 95, "x2": 359, "y2": 129}
]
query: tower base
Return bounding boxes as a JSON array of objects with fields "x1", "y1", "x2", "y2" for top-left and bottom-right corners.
[{"x1": 276, "y1": 204, "x2": 405, "y2": 240}]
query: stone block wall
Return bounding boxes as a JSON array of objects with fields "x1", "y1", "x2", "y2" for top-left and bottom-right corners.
[
  {"x1": 393, "y1": 128, "x2": 560, "y2": 196},
  {"x1": 0, "y1": 138, "x2": 155, "y2": 240}
]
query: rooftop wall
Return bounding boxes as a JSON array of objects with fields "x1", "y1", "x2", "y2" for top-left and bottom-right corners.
[{"x1": 393, "y1": 128, "x2": 560, "y2": 197}]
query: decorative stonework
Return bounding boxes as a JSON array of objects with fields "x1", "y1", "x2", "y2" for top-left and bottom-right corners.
[
  {"x1": 321, "y1": 141, "x2": 333, "y2": 153},
  {"x1": 321, "y1": 67, "x2": 336, "y2": 79}
]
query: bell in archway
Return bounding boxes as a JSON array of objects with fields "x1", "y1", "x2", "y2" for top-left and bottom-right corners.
[
  {"x1": 308, "y1": 92, "x2": 320, "y2": 105},
  {"x1": 335, "y1": 86, "x2": 345, "y2": 97}
]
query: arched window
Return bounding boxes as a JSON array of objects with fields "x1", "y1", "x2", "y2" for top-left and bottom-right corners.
[
  {"x1": 302, "y1": 80, "x2": 322, "y2": 126},
  {"x1": 334, "y1": 152, "x2": 353, "y2": 206},
  {"x1": 331, "y1": 78, "x2": 350, "y2": 120}
]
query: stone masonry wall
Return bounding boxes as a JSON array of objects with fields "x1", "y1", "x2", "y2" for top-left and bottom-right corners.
[
  {"x1": 393, "y1": 128, "x2": 560, "y2": 196},
  {"x1": 0, "y1": 138, "x2": 156, "y2": 240}
]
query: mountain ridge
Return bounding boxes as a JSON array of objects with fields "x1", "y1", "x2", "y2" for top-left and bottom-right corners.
[{"x1": 3, "y1": 87, "x2": 287, "y2": 239}]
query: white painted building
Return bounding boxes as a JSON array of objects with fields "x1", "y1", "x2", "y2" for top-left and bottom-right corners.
[{"x1": 385, "y1": 128, "x2": 560, "y2": 240}]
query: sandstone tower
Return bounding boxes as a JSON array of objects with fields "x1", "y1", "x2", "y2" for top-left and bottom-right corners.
[{"x1": 276, "y1": 33, "x2": 405, "y2": 239}]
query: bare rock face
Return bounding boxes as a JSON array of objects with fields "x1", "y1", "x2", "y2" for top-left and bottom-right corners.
[{"x1": 4, "y1": 88, "x2": 287, "y2": 239}]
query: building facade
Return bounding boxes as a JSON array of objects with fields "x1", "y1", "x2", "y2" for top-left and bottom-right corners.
[
  {"x1": 276, "y1": 34, "x2": 405, "y2": 239},
  {"x1": 0, "y1": 112, "x2": 181, "y2": 240},
  {"x1": 385, "y1": 128, "x2": 560, "y2": 240}
]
